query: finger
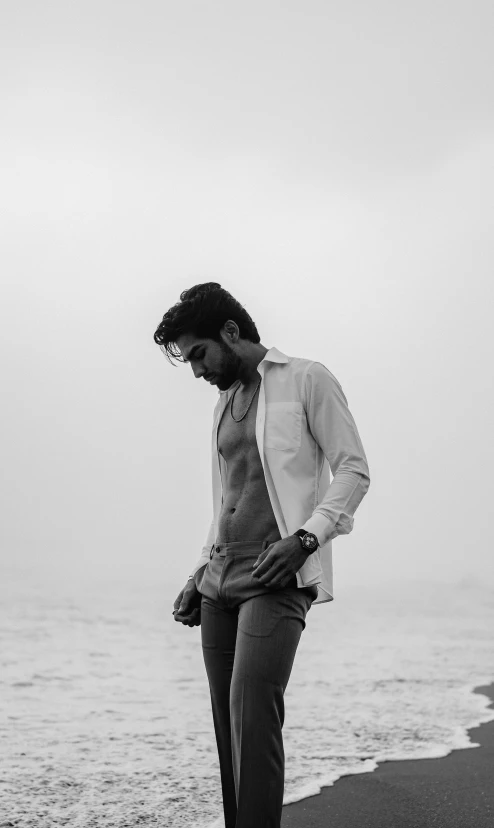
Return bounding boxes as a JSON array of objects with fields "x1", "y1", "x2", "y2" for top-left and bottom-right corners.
[
  {"x1": 252, "y1": 550, "x2": 276, "y2": 578},
  {"x1": 256, "y1": 563, "x2": 286, "y2": 586},
  {"x1": 175, "y1": 605, "x2": 200, "y2": 623},
  {"x1": 177, "y1": 595, "x2": 193, "y2": 614},
  {"x1": 185, "y1": 608, "x2": 200, "y2": 626},
  {"x1": 254, "y1": 555, "x2": 282, "y2": 580},
  {"x1": 173, "y1": 590, "x2": 185, "y2": 612},
  {"x1": 252, "y1": 548, "x2": 270, "y2": 571},
  {"x1": 187, "y1": 614, "x2": 201, "y2": 627}
]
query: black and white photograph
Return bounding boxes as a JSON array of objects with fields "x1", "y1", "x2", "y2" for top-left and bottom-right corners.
[{"x1": 1, "y1": 2, "x2": 493, "y2": 827}]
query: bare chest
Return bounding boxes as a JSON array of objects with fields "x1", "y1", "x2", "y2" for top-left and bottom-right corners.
[{"x1": 217, "y1": 384, "x2": 260, "y2": 463}]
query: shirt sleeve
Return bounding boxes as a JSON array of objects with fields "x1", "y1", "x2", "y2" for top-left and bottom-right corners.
[
  {"x1": 300, "y1": 361, "x2": 370, "y2": 547},
  {"x1": 189, "y1": 516, "x2": 215, "y2": 577}
]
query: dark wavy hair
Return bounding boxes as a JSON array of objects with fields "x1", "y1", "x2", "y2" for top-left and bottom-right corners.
[{"x1": 154, "y1": 282, "x2": 261, "y2": 365}]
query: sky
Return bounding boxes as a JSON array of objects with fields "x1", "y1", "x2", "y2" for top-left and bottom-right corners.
[{"x1": 1, "y1": 0, "x2": 493, "y2": 594}]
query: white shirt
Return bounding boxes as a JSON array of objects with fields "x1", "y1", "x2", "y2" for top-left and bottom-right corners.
[{"x1": 191, "y1": 346, "x2": 370, "y2": 605}]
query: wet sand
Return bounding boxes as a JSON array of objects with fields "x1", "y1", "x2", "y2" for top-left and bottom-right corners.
[{"x1": 282, "y1": 682, "x2": 494, "y2": 828}]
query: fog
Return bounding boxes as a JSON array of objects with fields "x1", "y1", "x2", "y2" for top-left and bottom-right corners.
[{"x1": 1, "y1": 0, "x2": 493, "y2": 595}]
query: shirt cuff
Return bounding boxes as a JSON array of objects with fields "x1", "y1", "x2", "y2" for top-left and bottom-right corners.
[{"x1": 300, "y1": 513, "x2": 337, "y2": 547}]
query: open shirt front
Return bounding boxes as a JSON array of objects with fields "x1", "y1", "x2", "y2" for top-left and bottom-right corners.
[{"x1": 191, "y1": 346, "x2": 370, "y2": 605}]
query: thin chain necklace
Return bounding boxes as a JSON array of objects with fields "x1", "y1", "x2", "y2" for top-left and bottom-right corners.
[{"x1": 230, "y1": 377, "x2": 262, "y2": 423}]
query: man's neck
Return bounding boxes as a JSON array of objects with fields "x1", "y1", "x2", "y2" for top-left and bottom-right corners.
[{"x1": 237, "y1": 344, "x2": 269, "y2": 388}]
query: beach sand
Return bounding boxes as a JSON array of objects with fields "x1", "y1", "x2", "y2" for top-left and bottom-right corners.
[{"x1": 281, "y1": 682, "x2": 494, "y2": 828}]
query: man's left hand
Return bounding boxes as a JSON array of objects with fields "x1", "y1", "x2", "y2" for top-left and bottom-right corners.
[{"x1": 252, "y1": 536, "x2": 310, "y2": 589}]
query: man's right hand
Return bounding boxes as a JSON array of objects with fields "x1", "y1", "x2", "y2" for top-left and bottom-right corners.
[{"x1": 173, "y1": 580, "x2": 202, "y2": 627}]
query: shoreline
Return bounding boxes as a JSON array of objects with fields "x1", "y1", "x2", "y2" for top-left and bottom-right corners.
[{"x1": 281, "y1": 681, "x2": 494, "y2": 828}]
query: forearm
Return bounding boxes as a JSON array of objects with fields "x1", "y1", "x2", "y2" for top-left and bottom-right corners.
[{"x1": 301, "y1": 468, "x2": 370, "y2": 547}]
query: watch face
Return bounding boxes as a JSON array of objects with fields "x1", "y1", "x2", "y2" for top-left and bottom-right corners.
[{"x1": 302, "y1": 533, "x2": 318, "y2": 550}]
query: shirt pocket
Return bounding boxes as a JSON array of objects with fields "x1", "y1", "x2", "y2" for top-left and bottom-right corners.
[{"x1": 264, "y1": 402, "x2": 303, "y2": 451}]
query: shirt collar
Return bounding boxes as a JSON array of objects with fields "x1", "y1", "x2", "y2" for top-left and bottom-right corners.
[
  {"x1": 259, "y1": 346, "x2": 290, "y2": 365},
  {"x1": 217, "y1": 346, "x2": 289, "y2": 393}
]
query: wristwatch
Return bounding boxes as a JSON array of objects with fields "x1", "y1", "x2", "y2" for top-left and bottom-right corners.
[{"x1": 293, "y1": 529, "x2": 320, "y2": 554}]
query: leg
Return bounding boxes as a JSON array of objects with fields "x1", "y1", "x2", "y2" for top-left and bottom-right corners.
[
  {"x1": 230, "y1": 589, "x2": 313, "y2": 828},
  {"x1": 200, "y1": 596, "x2": 239, "y2": 828}
]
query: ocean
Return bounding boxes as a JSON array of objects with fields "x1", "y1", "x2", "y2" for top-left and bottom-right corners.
[{"x1": 1, "y1": 565, "x2": 494, "y2": 828}]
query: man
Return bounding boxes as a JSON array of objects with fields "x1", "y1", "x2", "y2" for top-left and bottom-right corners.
[{"x1": 154, "y1": 282, "x2": 370, "y2": 828}]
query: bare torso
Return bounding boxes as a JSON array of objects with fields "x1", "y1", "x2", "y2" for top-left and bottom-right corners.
[{"x1": 216, "y1": 380, "x2": 282, "y2": 544}]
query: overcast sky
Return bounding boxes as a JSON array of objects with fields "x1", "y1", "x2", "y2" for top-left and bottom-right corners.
[{"x1": 1, "y1": 0, "x2": 493, "y2": 594}]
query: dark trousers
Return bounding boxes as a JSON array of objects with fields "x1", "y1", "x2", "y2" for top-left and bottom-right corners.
[{"x1": 194, "y1": 539, "x2": 317, "y2": 828}]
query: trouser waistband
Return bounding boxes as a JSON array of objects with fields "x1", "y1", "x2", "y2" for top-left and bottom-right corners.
[{"x1": 210, "y1": 539, "x2": 276, "y2": 558}]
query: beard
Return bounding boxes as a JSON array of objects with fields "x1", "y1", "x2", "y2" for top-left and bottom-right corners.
[{"x1": 215, "y1": 340, "x2": 243, "y2": 391}]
